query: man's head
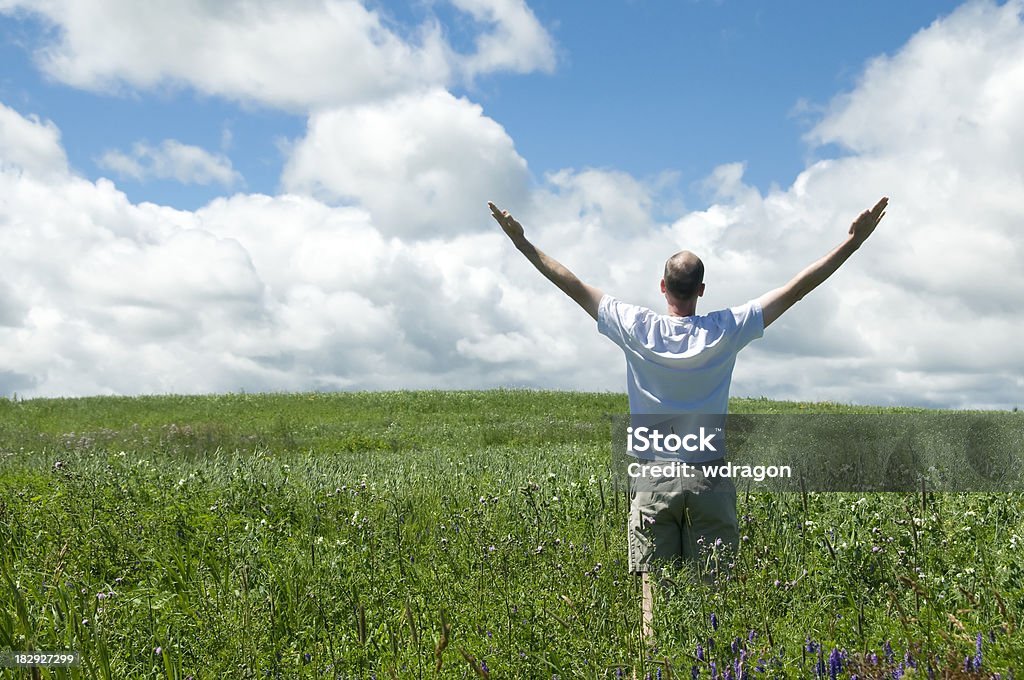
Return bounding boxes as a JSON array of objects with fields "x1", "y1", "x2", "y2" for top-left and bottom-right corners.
[{"x1": 661, "y1": 250, "x2": 705, "y2": 309}]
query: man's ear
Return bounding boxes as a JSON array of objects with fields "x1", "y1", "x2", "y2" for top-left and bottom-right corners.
[
  {"x1": 698, "y1": 282, "x2": 706, "y2": 297},
  {"x1": 660, "y1": 279, "x2": 667, "y2": 294}
]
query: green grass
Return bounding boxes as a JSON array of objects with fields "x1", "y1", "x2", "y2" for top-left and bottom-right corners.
[{"x1": 0, "y1": 390, "x2": 1021, "y2": 678}]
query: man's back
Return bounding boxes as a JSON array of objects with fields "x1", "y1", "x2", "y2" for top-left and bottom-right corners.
[{"x1": 597, "y1": 294, "x2": 764, "y2": 417}]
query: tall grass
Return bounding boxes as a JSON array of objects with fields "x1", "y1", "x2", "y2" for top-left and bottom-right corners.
[{"x1": 0, "y1": 391, "x2": 1021, "y2": 678}]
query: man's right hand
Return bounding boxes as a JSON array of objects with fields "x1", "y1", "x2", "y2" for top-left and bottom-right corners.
[
  {"x1": 759, "y1": 196, "x2": 890, "y2": 328},
  {"x1": 488, "y1": 201, "x2": 525, "y2": 244},
  {"x1": 849, "y1": 196, "x2": 888, "y2": 245}
]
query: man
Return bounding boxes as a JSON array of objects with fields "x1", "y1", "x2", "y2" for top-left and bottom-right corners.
[{"x1": 488, "y1": 197, "x2": 888, "y2": 638}]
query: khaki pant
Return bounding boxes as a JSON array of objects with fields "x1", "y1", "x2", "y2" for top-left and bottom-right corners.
[{"x1": 627, "y1": 458, "x2": 739, "y2": 574}]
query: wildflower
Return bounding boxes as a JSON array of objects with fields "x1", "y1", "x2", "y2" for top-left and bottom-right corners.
[
  {"x1": 691, "y1": 666, "x2": 699, "y2": 680},
  {"x1": 154, "y1": 647, "x2": 162, "y2": 655},
  {"x1": 884, "y1": 640, "x2": 894, "y2": 663},
  {"x1": 696, "y1": 643, "x2": 704, "y2": 661},
  {"x1": 828, "y1": 648, "x2": 841, "y2": 679},
  {"x1": 710, "y1": 612, "x2": 719, "y2": 631},
  {"x1": 303, "y1": 653, "x2": 311, "y2": 664},
  {"x1": 974, "y1": 631, "x2": 983, "y2": 670},
  {"x1": 748, "y1": 630, "x2": 756, "y2": 642},
  {"x1": 731, "y1": 637, "x2": 739, "y2": 654}
]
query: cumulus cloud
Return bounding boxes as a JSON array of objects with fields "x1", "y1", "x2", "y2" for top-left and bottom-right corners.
[
  {"x1": 451, "y1": 0, "x2": 556, "y2": 80},
  {"x1": 97, "y1": 140, "x2": 242, "y2": 187},
  {"x1": 0, "y1": 102, "x2": 68, "y2": 178},
  {"x1": 0, "y1": 0, "x2": 555, "y2": 110},
  {"x1": 281, "y1": 88, "x2": 529, "y2": 237},
  {"x1": 1, "y1": 0, "x2": 1023, "y2": 408}
]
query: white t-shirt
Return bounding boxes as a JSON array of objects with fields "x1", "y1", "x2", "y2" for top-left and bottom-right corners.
[{"x1": 598, "y1": 294, "x2": 764, "y2": 460}]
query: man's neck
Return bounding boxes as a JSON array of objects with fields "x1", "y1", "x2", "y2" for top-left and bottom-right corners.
[{"x1": 666, "y1": 301, "x2": 697, "y2": 318}]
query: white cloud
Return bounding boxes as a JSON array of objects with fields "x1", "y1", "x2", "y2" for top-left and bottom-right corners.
[
  {"x1": 451, "y1": 0, "x2": 556, "y2": 80},
  {"x1": 0, "y1": 0, "x2": 555, "y2": 110},
  {"x1": 281, "y1": 88, "x2": 529, "y2": 237},
  {"x1": 0, "y1": 102, "x2": 68, "y2": 178},
  {"x1": 97, "y1": 140, "x2": 242, "y2": 187},
  {"x1": 2, "y1": 0, "x2": 1024, "y2": 408}
]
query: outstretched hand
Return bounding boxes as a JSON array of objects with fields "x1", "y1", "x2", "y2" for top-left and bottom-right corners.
[
  {"x1": 488, "y1": 201, "x2": 525, "y2": 242},
  {"x1": 849, "y1": 197, "x2": 888, "y2": 245}
]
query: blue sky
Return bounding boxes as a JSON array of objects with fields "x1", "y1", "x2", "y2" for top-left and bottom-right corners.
[
  {"x1": 1, "y1": 1, "x2": 964, "y2": 210},
  {"x1": 0, "y1": 0, "x2": 1021, "y2": 407}
]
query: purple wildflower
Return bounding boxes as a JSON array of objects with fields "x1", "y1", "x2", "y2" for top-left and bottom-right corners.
[
  {"x1": 710, "y1": 612, "x2": 719, "y2": 631},
  {"x1": 884, "y1": 640, "x2": 894, "y2": 663},
  {"x1": 697, "y1": 643, "x2": 705, "y2": 661},
  {"x1": 974, "y1": 631, "x2": 983, "y2": 670},
  {"x1": 748, "y1": 629, "x2": 756, "y2": 642},
  {"x1": 731, "y1": 637, "x2": 739, "y2": 654},
  {"x1": 710, "y1": 661, "x2": 717, "y2": 679},
  {"x1": 691, "y1": 666, "x2": 699, "y2": 680},
  {"x1": 828, "y1": 648, "x2": 841, "y2": 679}
]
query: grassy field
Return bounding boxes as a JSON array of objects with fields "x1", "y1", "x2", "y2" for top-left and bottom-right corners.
[{"x1": 0, "y1": 390, "x2": 1022, "y2": 678}]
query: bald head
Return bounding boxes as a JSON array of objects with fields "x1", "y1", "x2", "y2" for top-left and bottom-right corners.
[{"x1": 663, "y1": 250, "x2": 704, "y2": 300}]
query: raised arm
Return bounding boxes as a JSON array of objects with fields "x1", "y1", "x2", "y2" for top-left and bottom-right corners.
[
  {"x1": 758, "y1": 197, "x2": 888, "y2": 329},
  {"x1": 489, "y1": 201, "x2": 604, "y2": 321}
]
